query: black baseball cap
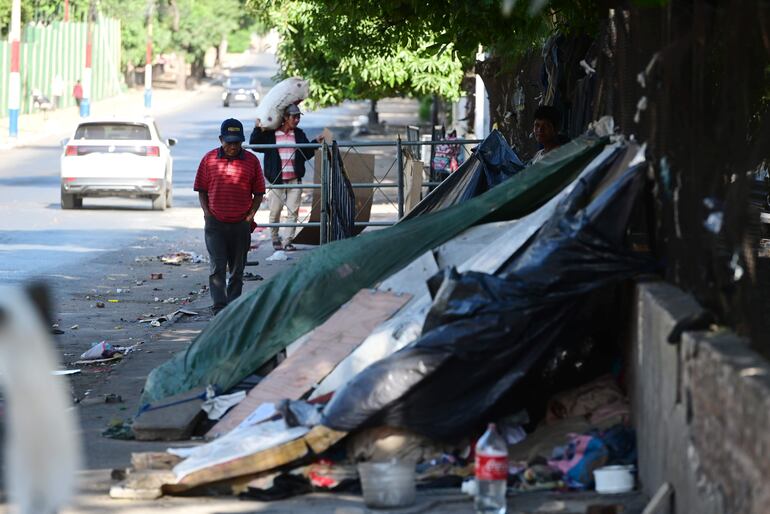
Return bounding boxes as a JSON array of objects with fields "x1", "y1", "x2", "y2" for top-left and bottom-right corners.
[{"x1": 220, "y1": 118, "x2": 245, "y2": 143}]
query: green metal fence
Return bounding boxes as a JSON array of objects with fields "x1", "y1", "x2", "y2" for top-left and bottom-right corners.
[{"x1": 0, "y1": 15, "x2": 122, "y2": 117}]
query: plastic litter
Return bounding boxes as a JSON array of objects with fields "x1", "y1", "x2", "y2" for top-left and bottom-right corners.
[
  {"x1": 80, "y1": 341, "x2": 116, "y2": 360},
  {"x1": 358, "y1": 460, "x2": 416, "y2": 509},
  {"x1": 160, "y1": 251, "x2": 207, "y2": 265},
  {"x1": 266, "y1": 251, "x2": 290, "y2": 261}
]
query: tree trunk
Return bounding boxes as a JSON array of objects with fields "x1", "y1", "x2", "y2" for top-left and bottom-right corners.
[
  {"x1": 368, "y1": 99, "x2": 379, "y2": 125},
  {"x1": 125, "y1": 61, "x2": 136, "y2": 88}
]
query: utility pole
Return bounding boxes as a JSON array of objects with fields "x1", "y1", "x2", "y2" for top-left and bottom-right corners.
[
  {"x1": 8, "y1": 0, "x2": 21, "y2": 138},
  {"x1": 81, "y1": 0, "x2": 96, "y2": 117},
  {"x1": 144, "y1": 0, "x2": 154, "y2": 110}
]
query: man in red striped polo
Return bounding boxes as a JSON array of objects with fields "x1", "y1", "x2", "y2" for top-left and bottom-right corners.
[{"x1": 194, "y1": 118, "x2": 266, "y2": 315}]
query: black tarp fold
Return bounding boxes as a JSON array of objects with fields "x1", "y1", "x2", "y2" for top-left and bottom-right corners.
[{"x1": 322, "y1": 159, "x2": 656, "y2": 440}]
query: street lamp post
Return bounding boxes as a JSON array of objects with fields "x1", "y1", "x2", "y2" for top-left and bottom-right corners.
[
  {"x1": 81, "y1": 0, "x2": 96, "y2": 117},
  {"x1": 8, "y1": 0, "x2": 21, "y2": 138},
  {"x1": 144, "y1": 0, "x2": 154, "y2": 110}
]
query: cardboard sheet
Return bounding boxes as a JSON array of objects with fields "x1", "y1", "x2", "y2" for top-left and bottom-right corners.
[{"x1": 292, "y1": 150, "x2": 376, "y2": 245}]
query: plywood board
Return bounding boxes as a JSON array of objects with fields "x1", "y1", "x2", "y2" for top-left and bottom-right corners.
[
  {"x1": 292, "y1": 150, "x2": 376, "y2": 245},
  {"x1": 164, "y1": 426, "x2": 346, "y2": 493},
  {"x1": 404, "y1": 159, "x2": 424, "y2": 214},
  {"x1": 132, "y1": 387, "x2": 207, "y2": 441},
  {"x1": 207, "y1": 289, "x2": 410, "y2": 438}
]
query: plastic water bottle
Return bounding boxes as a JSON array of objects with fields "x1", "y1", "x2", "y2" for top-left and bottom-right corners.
[{"x1": 474, "y1": 423, "x2": 508, "y2": 514}]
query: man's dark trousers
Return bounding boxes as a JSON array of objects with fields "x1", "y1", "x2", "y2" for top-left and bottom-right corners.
[{"x1": 204, "y1": 217, "x2": 251, "y2": 313}]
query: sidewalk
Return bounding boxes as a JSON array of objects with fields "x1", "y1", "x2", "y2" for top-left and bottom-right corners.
[{"x1": 0, "y1": 84, "x2": 212, "y2": 151}]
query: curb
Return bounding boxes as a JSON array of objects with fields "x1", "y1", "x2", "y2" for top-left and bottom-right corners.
[{"x1": 0, "y1": 83, "x2": 214, "y2": 152}]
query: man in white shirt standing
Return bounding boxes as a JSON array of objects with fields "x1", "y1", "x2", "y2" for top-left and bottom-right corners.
[{"x1": 250, "y1": 104, "x2": 322, "y2": 251}]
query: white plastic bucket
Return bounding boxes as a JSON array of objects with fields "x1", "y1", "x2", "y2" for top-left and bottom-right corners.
[
  {"x1": 593, "y1": 465, "x2": 635, "y2": 494},
  {"x1": 357, "y1": 460, "x2": 416, "y2": 508}
]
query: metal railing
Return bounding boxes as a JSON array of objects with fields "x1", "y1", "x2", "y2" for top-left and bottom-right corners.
[{"x1": 245, "y1": 136, "x2": 480, "y2": 244}]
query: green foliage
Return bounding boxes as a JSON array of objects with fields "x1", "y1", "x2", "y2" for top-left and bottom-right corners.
[
  {"x1": 418, "y1": 95, "x2": 432, "y2": 122},
  {"x1": 245, "y1": 0, "x2": 617, "y2": 107},
  {"x1": 252, "y1": 0, "x2": 465, "y2": 108},
  {"x1": 1, "y1": 0, "x2": 252, "y2": 75},
  {"x1": 172, "y1": 0, "x2": 238, "y2": 60},
  {"x1": 228, "y1": 27, "x2": 252, "y2": 53}
]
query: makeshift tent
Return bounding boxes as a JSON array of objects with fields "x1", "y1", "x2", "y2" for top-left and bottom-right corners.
[
  {"x1": 401, "y1": 131, "x2": 524, "y2": 221},
  {"x1": 322, "y1": 158, "x2": 656, "y2": 440},
  {"x1": 310, "y1": 143, "x2": 634, "y2": 400},
  {"x1": 141, "y1": 133, "x2": 606, "y2": 405}
]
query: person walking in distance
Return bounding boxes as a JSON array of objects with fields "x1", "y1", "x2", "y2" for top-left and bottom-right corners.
[
  {"x1": 72, "y1": 80, "x2": 83, "y2": 108},
  {"x1": 250, "y1": 104, "x2": 323, "y2": 251},
  {"x1": 194, "y1": 118, "x2": 266, "y2": 315}
]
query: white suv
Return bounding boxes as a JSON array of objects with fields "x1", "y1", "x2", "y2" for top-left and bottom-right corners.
[{"x1": 60, "y1": 117, "x2": 176, "y2": 210}]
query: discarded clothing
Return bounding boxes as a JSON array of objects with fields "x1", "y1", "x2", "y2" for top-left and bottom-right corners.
[
  {"x1": 201, "y1": 390, "x2": 246, "y2": 420},
  {"x1": 548, "y1": 434, "x2": 608, "y2": 488}
]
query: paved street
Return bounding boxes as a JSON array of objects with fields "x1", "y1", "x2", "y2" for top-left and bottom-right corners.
[{"x1": 0, "y1": 53, "x2": 643, "y2": 514}]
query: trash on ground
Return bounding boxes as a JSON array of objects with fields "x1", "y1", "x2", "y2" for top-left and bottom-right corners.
[
  {"x1": 139, "y1": 309, "x2": 198, "y2": 326},
  {"x1": 358, "y1": 460, "x2": 416, "y2": 508},
  {"x1": 160, "y1": 251, "x2": 207, "y2": 265},
  {"x1": 103, "y1": 418, "x2": 134, "y2": 440},
  {"x1": 150, "y1": 273, "x2": 163, "y2": 280},
  {"x1": 80, "y1": 341, "x2": 118, "y2": 360},
  {"x1": 79, "y1": 393, "x2": 123, "y2": 406},
  {"x1": 70, "y1": 324, "x2": 79, "y2": 330},
  {"x1": 95, "y1": 301, "x2": 105, "y2": 308},
  {"x1": 79, "y1": 341, "x2": 143, "y2": 362},
  {"x1": 52, "y1": 369, "x2": 81, "y2": 376},
  {"x1": 266, "y1": 251, "x2": 290, "y2": 261}
]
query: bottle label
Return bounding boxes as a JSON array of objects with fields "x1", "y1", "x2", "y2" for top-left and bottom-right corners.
[{"x1": 475, "y1": 454, "x2": 507, "y2": 481}]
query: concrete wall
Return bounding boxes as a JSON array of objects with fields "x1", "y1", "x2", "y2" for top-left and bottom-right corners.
[{"x1": 631, "y1": 281, "x2": 770, "y2": 514}]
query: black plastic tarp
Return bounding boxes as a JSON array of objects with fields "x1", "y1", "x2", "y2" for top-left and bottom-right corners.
[
  {"x1": 322, "y1": 159, "x2": 656, "y2": 440},
  {"x1": 401, "y1": 131, "x2": 524, "y2": 221}
]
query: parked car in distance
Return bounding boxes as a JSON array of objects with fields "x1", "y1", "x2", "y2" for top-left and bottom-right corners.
[
  {"x1": 222, "y1": 76, "x2": 260, "y2": 107},
  {"x1": 59, "y1": 117, "x2": 176, "y2": 210}
]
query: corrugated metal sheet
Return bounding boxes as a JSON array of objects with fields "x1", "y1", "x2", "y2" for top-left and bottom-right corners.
[{"x1": 2, "y1": 16, "x2": 121, "y2": 118}]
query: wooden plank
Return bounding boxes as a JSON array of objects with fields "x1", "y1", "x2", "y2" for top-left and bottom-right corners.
[
  {"x1": 168, "y1": 426, "x2": 347, "y2": 492},
  {"x1": 207, "y1": 289, "x2": 410, "y2": 438},
  {"x1": 131, "y1": 452, "x2": 183, "y2": 471},
  {"x1": 132, "y1": 387, "x2": 207, "y2": 441}
]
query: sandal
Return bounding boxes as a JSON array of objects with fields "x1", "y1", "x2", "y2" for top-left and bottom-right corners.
[
  {"x1": 272, "y1": 240, "x2": 282, "y2": 250},
  {"x1": 283, "y1": 243, "x2": 297, "y2": 251}
]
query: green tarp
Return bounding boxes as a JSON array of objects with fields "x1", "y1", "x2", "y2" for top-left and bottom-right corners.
[{"x1": 141, "y1": 135, "x2": 606, "y2": 404}]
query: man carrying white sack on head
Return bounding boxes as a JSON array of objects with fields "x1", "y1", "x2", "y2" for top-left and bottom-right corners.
[{"x1": 250, "y1": 104, "x2": 324, "y2": 251}]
